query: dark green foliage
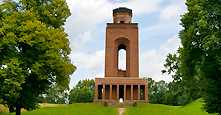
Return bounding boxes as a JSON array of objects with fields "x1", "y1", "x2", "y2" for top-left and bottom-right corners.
[
  {"x1": 148, "y1": 78, "x2": 168, "y2": 104},
  {"x1": 178, "y1": 0, "x2": 221, "y2": 114},
  {"x1": 69, "y1": 87, "x2": 93, "y2": 103},
  {"x1": 162, "y1": 0, "x2": 220, "y2": 113},
  {"x1": 69, "y1": 79, "x2": 95, "y2": 103},
  {"x1": 162, "y1": 54, "x2": 201, "y2": 106},
  {"x1": 74, "y1": 79, "x2": 95, "y2": 93},
  {"x1": 163, "y1": 80, "x2": 201, "y2": 106},
  {"x1": 0, "y1": 0, "x2": 75, "y2": 114}
]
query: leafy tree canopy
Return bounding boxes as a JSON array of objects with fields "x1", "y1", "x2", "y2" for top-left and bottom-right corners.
[
  {"x1": 148, "y1": 78, "x2": 168, "y2": 104},
  {"x1": 69, "y1": 79, "x2": 95, "y2": 103},
  {"x1": 163, "y1": 0, "x2": 220, "y2": 114},
  {"x1": 0, "y1": 0, "x2": 75, "y2": 115},
  {"x1": 179, "y1": 0, "x2": 220, "y2": 114}
]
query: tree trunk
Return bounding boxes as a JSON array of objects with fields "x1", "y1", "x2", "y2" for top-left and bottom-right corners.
[{"x1": 16, "y1": 104, "x2": 21, "y2": 115}]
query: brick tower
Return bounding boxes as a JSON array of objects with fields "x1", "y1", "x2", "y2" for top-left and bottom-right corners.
[
  {"x1": 94, "y1": 7, "x2": 148, "y2": 103},
  {"x1": 105, "y1": 7, "x2": 138, "y2": 78}
]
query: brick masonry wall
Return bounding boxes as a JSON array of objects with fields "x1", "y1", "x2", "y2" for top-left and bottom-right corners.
[
  {"x1": 113, "y1": 12, "x2": 132, "y2": 23},
  {"x1": 95, "y1": 78, "x2": 148, "y2": 85},
  {"x1": 105, "y1": 23, "x2": 139, "y2": 78}
]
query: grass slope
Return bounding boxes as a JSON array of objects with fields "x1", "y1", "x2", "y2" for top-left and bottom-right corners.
[
  {"x1": 124, "y1": 103, "x2": 180, "y2": 115},
  {"x1": 175, "y1": 98, "x2": 214, "y2": 115},
  {"x1": 1, "y1": 98, "x2": 215, "y2": 115},
  {"x1": 1, "y1": 103, "x2": 118, "y2": 115},
  {"x1": 124, "y1": 98, "x2": 214, "y2": 115}
]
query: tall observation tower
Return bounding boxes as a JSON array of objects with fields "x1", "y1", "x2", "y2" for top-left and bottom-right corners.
[{"x1": 94, "y1": 7, "x2": 149, "y2": 103}]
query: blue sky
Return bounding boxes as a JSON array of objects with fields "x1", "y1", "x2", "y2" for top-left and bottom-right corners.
[
  {"x1": 1, "y1": 0, "x2": 187, "y2": 89},
  {"x1": 65, "y1": 0, "x2": 188, "y2": 89},
  {"x1": 0, "y1": 0, "x2": 188, "y2": 90}
]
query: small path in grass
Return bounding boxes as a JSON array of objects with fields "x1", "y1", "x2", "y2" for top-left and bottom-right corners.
[{"x1": 118, "y1": 108, "x2": 125, "y2": 115}]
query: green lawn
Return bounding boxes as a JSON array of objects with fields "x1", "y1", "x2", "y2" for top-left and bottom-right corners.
[
  {"x1": 124, "y1": 98, "x2": 214, "y2": 115},
  {"x1": 1, "y1": 103, "x2": 118, "y2": 115},
  {"x1": 0, "y1": 98, "x2": 215, "y2": 115},
  {"x1": 124, "y1": 103, "x2": 180, "y2": 115},
  {"x1": 174, "y1": 98, "x2": 214, "y2": 115}
]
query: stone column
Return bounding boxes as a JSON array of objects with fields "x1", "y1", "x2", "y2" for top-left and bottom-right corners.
[
  {"x1": 103, "y1": 85, "x2": 105, "y2": 100},
  {"x1": 124, "y1": 85, "x2": 126, "y2": 101},
  {"x1": 117, "y1": 85, "x2": 119, "y2": 101},
  {"x1": 145, "y1": 85, "x2": 148, "y2": 101},
  {"x1": 95, "y1": 84, "x2": 98, "y2": 101},
  {"x1": 110, "y1": 85, "x2": 112, "y2": 101},
  {"x1": 138, "y1": 85, "x2": 140, "y2": 101},
  {"x1": 131, "y1": 85, "x2": 133, "y2": 101}
]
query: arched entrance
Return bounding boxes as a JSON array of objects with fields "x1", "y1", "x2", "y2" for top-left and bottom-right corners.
[{"x1": 115, "y1": 37, "x2": 130, "y2": 77}]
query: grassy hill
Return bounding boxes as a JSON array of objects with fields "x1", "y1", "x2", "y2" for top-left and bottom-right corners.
[
  {"x1": 1, "y1": 103, "x2": 118, "y2": 115},
  {"x1": 175, "y1": 98, "x2": 212, "y2": 115},
  {"x1": 0, "y1": 98, "x2": 215, "y2": 115},
  {"x1": 124, "y1": 98, "x2": 214, "y2": 115}
]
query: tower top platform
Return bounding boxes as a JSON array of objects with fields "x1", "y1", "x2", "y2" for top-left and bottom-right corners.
[{"x1": 113, "y1": 7, "x2": 132, "y2": 14}]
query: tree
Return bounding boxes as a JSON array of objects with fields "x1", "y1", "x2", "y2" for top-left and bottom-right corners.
[
  {"x1": 0, "y1": 0, "x2": 75, "y2": 115},
  {"x1": 178, "y1": 0, "x2": 220, "y2": 114},
  {"x1": 148, "y1": 78, "x2": 155, "y2": 100},
  {"x1": 69, "y1": 79, "x2": 95, "y2": 103},
  {"x1": 162, "y1": 54, "x2": 201, "y2": 106},
  {"x1": 75, "y1": 79, "x2": 95, "y2": 93},
  {"x1": 148, "y1": 78, "x2": 168, "y2": 104},
  {"x1": 37, "y1": 84, "x2": 68, "y2": 104}
]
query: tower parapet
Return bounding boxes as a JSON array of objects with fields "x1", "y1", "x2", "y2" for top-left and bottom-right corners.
[{"x1": 113, "y1": 7, "x2": 132, "y2": 23}]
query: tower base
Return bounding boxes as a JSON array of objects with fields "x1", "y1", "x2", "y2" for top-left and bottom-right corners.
[{"x1": 94, "y1": 77, "x2": 149, "y2": 103}]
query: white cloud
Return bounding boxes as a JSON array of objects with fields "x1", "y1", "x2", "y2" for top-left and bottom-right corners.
[
  {"x1": 65, "y1": 0, "x2": 112, "y2": 50},
  {"x1": 65, "y1": 0, "x2": 187, "y2": 88},
  {"x1": 140, "y1": 0, "x2": 186, "y2": 39},
  {"x1": 69, "y1": 50, "x2": 105, "y2": 87},
  {"x1": 85, "y1": 50, "x2": 105, "y2": 70},
  {"x1": 139, "y1": 35, "x2": 180, "y2": 82},
  {"x1": 160, "y1": 0, "x2": 186, "y2": 20},
  {"x1": 70, "y1": 50, "x2": 105, "y2": 71},
  {"x1": 71, "y1": 30, "x2": 92, "y2": 49},
  {"x1": 159, "y1": 35, "x2": 180, "y2": 53},
  {"x1": 116, "y1": 0, "x2": 164, "y2": 14},
  {"x1": 95, "y1": 73, "x2": 104, "y2": 78},
  {"x1": 65, "y1": 0, "x2": 168, "y2": 49},
  {"x1": 111, "y1": 0, "x2": 128, "y2": 3}
]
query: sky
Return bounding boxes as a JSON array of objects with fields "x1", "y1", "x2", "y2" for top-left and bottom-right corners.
[
  {"x1": 0, "y1": 0, "x2": 187, "y2": 89},
  {"x1": 65, "y1": 0, "x2": 188, "y2": 89}
]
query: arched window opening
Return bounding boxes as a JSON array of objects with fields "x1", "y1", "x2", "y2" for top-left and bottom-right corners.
[{"x1": 118, "y1": 49, "x2": 126, "y2": 70}]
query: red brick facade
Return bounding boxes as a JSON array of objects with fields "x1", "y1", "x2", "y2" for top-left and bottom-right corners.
[
  {"x1": 105, "y1": 23, "x2": 139, "y2": 77},
  {"x1": 94, "y1": 7, "x2": 149, "y2": 103}
]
